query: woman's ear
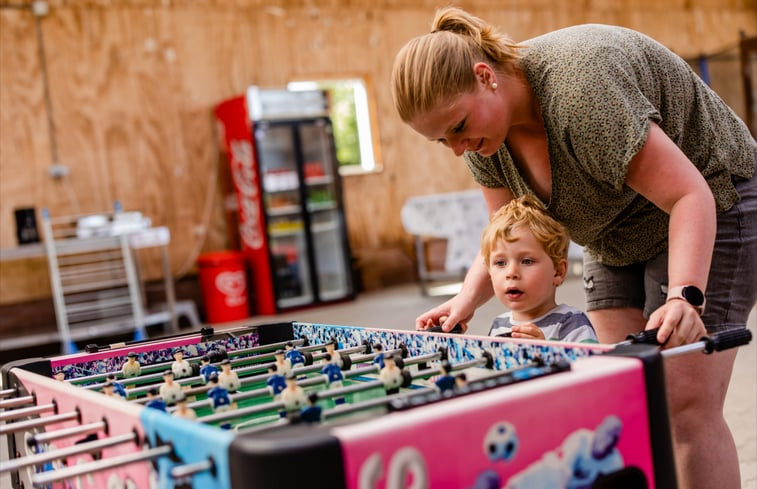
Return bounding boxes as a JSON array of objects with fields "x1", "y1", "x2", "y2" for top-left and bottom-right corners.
[
  {"x1": 553, "y1": 258, "x2": 568, "y2": 286},
  {"x1": 473, "y1": 62, "x2": 495, "y2": 86}
]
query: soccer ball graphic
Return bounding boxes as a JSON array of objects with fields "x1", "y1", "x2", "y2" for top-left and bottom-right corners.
[{"x1": 484, "y1": 421, "x2": 519, "y2": 462}]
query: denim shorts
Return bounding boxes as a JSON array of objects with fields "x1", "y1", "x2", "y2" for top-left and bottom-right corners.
[{"x1": 583, "y1": 171, "x2": 757, "y2": 332}]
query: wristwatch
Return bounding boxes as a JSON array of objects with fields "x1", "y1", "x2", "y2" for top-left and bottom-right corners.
[{"x1": 666, "y1": 285, "x2": 706, "y2": 316}]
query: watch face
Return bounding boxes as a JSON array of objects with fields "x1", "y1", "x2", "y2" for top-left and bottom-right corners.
[{"x1": 682, "y1": 286, "x2": 705, "y2": 306}]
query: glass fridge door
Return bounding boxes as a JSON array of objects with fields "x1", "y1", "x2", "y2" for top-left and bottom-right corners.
[
  {"x1": 299, "y1": 119, "x2": 352, "y2": 301},
  {"x1": 255, "y1": 123, "x2": 314, "y2": 308}
]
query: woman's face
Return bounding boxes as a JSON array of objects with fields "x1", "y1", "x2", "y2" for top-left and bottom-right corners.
[{"x1": 409, "y1": 80, "x2": 510, "y2": 157}]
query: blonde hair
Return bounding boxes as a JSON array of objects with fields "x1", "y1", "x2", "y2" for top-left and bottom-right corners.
[
  {"x1": 481, "y1": 195, "x2": 570, "y2": 268},
  {"x1": 391, "y1": 7, "x2": 521, "y2": 123}
]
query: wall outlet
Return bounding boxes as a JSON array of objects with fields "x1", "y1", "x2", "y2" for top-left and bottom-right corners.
[{"x1": 49, "y1": 163, "x2": 70, "y2": 179}]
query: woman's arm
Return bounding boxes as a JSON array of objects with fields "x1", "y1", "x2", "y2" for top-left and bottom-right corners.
[
  {"x1": 625, "y1": 122, "x2": 716, "y2": 346},
  {"x1": 415, "y1": 186, "x2": 514, "y2": 331}
]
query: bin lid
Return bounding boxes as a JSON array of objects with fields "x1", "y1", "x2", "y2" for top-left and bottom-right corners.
[{"x1": 197, "y1": 251, "x2": 246, "y2": 267}]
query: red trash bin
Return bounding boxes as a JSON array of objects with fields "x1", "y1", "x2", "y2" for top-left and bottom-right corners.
[{"x1": 197, "y1": 251, "x2": 250, "y2": 323}]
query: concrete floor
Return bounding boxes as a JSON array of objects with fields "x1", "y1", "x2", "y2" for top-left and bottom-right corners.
[{"x1": 258, "y1": 276, "x2": 756, "y2": 489}]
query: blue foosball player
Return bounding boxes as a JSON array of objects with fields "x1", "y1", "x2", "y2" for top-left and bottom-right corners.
[
  {"x1": 299, "y1": 392, "x2": 323, "y2": 423},
  {"x1": 207, "y1": 374, "x2": 233, "y2": 413},
  {"x1": 266, "y1": 364, "x2": 287, "y2": 396},
  {"x1": 199, "y1": 355, "x2": 219, "y2": 384},
  {"x1": 145, "y1": 387, "x2": 167, "y2": 412},
  {"x1": 106, "y1": 373, "x2": 127, "y2": 398},
  {"x1": 285, "y1": 341, "x2": 305, "y2": 369},
  {"x1": 320, "y1": 354, "x2": 345, "y2": 404},
  {"x1": 372, "y1": 344, "x2": 385, "y2": 369},
  {"x1": 434, "y1": 361, "x2": 456, "y2": 393}
]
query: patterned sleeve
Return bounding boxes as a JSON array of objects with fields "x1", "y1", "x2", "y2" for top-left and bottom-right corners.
[
  {"x1": 550, "y1": 42, "x2": 662, "y2": 191},
  {"x1": 464, "y1": 150, "x2": 508, "y2": 189}
]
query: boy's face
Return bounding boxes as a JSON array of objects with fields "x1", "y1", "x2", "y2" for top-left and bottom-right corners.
[{"x1": 487, "y1": 225, "x2": 566, "y2": 321}]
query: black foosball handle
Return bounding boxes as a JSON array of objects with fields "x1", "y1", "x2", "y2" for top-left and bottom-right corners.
[
  {"x1": 427, "y1": 324, "x2": 464, "y2": 334},
  {"x1": 701, "y1": 328, "x2": 753, "y2": 354},
  {"x1": 624, "y1": 328, "x2": 661, "y2": 345}
]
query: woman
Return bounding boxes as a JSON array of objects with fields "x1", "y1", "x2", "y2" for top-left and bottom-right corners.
[{"x1": 391, "y1": 7, "x2": 756, "y2": 489}]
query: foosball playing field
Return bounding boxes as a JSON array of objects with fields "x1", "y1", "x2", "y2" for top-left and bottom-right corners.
[{"x1": 1, "y1": 321, "x2": 750, "y2": 488}]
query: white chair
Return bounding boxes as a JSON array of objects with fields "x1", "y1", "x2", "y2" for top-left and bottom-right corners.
[{"x1": 400, "y1": 190, "x2": 489, "y2": 296}]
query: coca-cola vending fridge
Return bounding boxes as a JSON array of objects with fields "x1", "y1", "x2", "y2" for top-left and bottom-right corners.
[{"x1": 215, "y1": 87, "x2": 354, "y2": 315}]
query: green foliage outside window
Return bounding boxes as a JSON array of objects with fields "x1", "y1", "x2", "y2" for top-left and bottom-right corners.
[{"x1": 315, "y1": 82, "x2": 362, "y2": 167}]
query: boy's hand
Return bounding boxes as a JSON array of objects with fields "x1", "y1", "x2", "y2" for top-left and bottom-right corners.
[{"x1": 510, "y1": 323, "x2": 545, "y2": 340}]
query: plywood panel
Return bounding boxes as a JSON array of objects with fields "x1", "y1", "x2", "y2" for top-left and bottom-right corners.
[{"x1": 1, "y1": 0, "x2": 755, "y2": 304}]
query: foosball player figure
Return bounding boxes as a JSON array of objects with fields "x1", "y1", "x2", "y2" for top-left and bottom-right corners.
[
  {"x1": 372, "y1": 344, "x2": 385, "y2": 369},
  {"x1": 159, "y1": 370, "x2": 183, "y2": 405},
  {"x1": 266, "y1": 364, "x2": 287, "y2": 397},
  {"x1": 379, "y1": 353, "x2": 404, "y2": 395},
  {"x1": 199, "y1": 355, "x2": 219, "y2": 384},
  {"x1": 273, "y1": 349, "x2": 292, "y2": 378},
  {"x1": 321, "y1": 354, "x2": 345, "y2": 405},
  {"x1": 206, "y1": 373, "x2": 234, "y2": 413},
  {"x1": 172, "y1": 392, "x2": 197, "y2": 420},
  {"x1": 54, "y1": 371, "x2": 65, "y2": 382},
  {"x1": 218, "y1": 358, "x2": 241, "y2": 392},
  {"x1": 325, "y1": 339, "x2": 343, "y2": 368},
  {"x1": 121, "y1": 352, "x2": 141, "y2": 378},
  {"x1": 455, "y1": 373, "x2": 468, "y2": 390},
  {"x1": 171, "y1": 349, "x2": 193, "y2": 379},
  {"x1": 284, "y1": 341, "x2": 305, "y2": 369},
  {"x1": 299, "y1": 392, "x2": 323, "y2": 423},
  {"x1": 145, "y1": 387, "x2": 167, "y2": 412},
  {"x1": 106, "y1": 373, "x2": 127, "y2": 398},
  {"x1": 280, "y1": 371, "x2": 308, "y2": 413},
  {"x1": 102, "y1": 381, "x2": 117, "y2": 398},
  {"x1": 434, "y1": 361, "x2": 456, "y2": 393}
]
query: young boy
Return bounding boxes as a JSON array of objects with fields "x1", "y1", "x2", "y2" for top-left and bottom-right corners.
[{"x1": 481, "y1": 195, "x2": 598, "y2": 343}]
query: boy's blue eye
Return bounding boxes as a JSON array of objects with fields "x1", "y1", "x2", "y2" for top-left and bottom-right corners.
[
  {"x1": 493, "y1": 260, "x2": 505, "y2": 267},
  {"x1": 521, "y1": 258, "x2": 534, "y2": 265}
]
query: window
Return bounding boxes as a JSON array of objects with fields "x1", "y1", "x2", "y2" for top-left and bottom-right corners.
[{"x1": 288, "y1": 77, "x2": 381, "y2": 175}]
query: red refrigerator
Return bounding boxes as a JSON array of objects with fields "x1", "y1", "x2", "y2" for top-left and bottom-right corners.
[{"x1": 215, "y1": 87, "x2": 354, "y2": 315}]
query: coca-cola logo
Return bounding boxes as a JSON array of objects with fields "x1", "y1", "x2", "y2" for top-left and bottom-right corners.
[{"x1": 229, "y1": 140, "x2": 263, "y2": 249}]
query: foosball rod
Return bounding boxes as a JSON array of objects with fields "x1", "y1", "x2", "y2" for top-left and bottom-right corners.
[
  {"x1": 0, "y1": 401, "x2": 55, "y2": 423},
  {"x1": 622, "y1": 327, "x2": 752, "y2": 357},
  {"x1": 0, "y1": 409, "x2": 81, "y2": 436},
  {"x1": 196, "y1": 348, "x2": 449, "y2": 425},
  {"x1": 28, "y1": 419, "x2": 108, "y2": 446},
  {"x1": 77, "y1": 338, "x2": 310, "y2": 387},
  {"x1": 32, "y1": 443, "x2": 173, "y2": 487},
  {"x1": 170, "y1": 457, "x2": 215, "y2": 479},
  {"x1": 176, "y1": 346, "x2": 404, "y2": 411},
  {"x1": 0, "y1": 394, "x2": 35, "y2": 410},
  {"x1": 0, "y1": 388, "x2": 18, "y2": 399},
  {"x1": 0, "y1": 431, "x2": 137, "y2": 474},
  {"x1": 132, "y1": 343, "x2": 377, "y2": 403}
]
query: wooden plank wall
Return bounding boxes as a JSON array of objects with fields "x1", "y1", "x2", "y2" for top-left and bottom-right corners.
[{"x1": 1, "y1": 0, "x2": 755, "y2": 303}]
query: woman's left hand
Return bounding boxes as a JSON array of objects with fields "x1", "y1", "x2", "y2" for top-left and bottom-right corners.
[{"x1": 646, "y1": 299, "x2": 707, "y2": 348}]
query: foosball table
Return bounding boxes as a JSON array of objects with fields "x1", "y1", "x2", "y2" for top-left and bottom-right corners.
[{"x1": 1, "y1": 321, "x2": 750, "y2": 489}]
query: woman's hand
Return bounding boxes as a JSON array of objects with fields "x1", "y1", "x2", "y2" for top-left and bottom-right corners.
[
  {"x1": 415, "y1": 295, "x2": 475, "y2": 332},
  {"x1": 646, "y1": 299, "x2": 707, "y2": 348},
  {"x1": 510, "y1": 323, "x2": 546, "y2": 340}
]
